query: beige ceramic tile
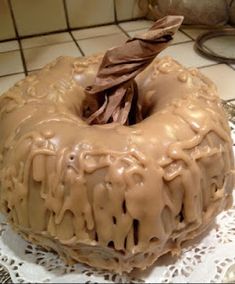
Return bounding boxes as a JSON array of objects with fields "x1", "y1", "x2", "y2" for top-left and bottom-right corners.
[
  {"x1": 115, "y1": 0, "x2": 148, "y2": 21},
  {"x1": 78, "y1": 33, "x2": 128, "y2": 56},
  {"x1": 0, "y1": 0, "x2": 15, "y2": 40},
  {"x1": 181, "y1": 25, "x2": 232, "y2": 40},
  {"x1": 23, "y1": 42, "x2": 82, "y2": 71},
  {"x1": 181, "y1": 27, "x2": 212, "y2": 40},
  {"x1": 119, "y1": 20, "x2": 153, "y2": 32},
  {"x1": 115, "y1": 0, "x2": 135, "y2": 21},
  {"x1": 66, "y1": 0, "x2": 114, "y2": 28},
  {"x1": 0, "y1": 51, "x2": 23, "y2": 76},
  {"x1": 127, "y1": 28, "x2": 148, "y2": 37},
  {"x1": 203, "y1": 35, "x2": 235, "y2": 59},
  {"x1": 160, "y1": 42, "x2": 215, "y2": 68},
  {"x1": 171, "y1": 31, "x2": 192, "y2": 45},
  {"x1": 128, "y1": 29, "x2": 191, "y2": 44},
  {"x1": 0, "y1": 73, "x2": 25, "y2": 95},
  {"x1": 21, "y1": 33, "x2": 73, "y2": 49},
  {"x1": 200, "y1": 64, "x2": 235, "y2": 100},
  {"x1": 11, "y1": 0, "x2": 66, "y2": 36},
  {"x1": 72, "y1": 25, "x2": 121, "y2": 40},
  {"x1": 0, "y1": 40, "x2": 19, "y2": 53}
]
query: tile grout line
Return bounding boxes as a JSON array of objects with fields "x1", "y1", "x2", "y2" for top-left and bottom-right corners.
[
  {"x1": 0, "y1": 48, "x2": 22, "y2": 54},
  {"x1": 0, "y1": 20, "x2": 152, "y2": 44},
  {"x1": 7, "y1": 0, "x2": 28, "y2": 76},
  {"x1": 0, "y1": 29, "x2": 69, "y2": 43},
  {"x1": 170, "y1": 39, "x2": 193, "y2": 46},
  {"x1": 180, "y1": 28, "x2": 196, "y2": 41},
  {"x1": 0, "y1": 38, "x2": 20, "y2": 43},
  {"x1": 227, "y1": 64, "x2": 235, "y2": 71},
  {"x1": 198, "y1": 62, "x2": 222, "y2": 69},
  {"x1": 73, "y1": 31, "x2": 122, "y2": 42},
  {"x1": 2, "y1": 26, "x2": 163, "y2": 51},
  {"x1": 69, "y1": 32, "x2": 85, "y2": 56},
  {"x1": 62, "y1": 0, "x2": 85, "y2": 56},
  {"x1": 113, "y1": 0, "x2": 118, "y2": 24},
  {"x1": 0, "y1": 27, "x2": 156, "y2": 53},
  {"x1": 62, "y1": 0, "x2": 70, "y2": 30},
  {"x1": 21, "y1": 40, "x2": 77, "y2": 51},
  {"x1": 117, "y1": 25, "x2": 131, "y2": 39},
  {"x1": 0, "y1": 71, "x2": 25, "y2": 79}
]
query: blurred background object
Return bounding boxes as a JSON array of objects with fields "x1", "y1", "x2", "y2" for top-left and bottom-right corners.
[
  {"x1": 147, "y1": 0, "x2": 235, "y2": 26},
  {"x1": 230, "y1": 0, "x2": 235, "y2": 24},
  {"x1": 147, "y1": 0, "x2": 235, "y2": 73}
]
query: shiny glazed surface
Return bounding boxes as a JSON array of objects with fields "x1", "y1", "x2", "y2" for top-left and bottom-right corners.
[{"x1": 0, "y1": 55, "x2": 234, "y2": 273}]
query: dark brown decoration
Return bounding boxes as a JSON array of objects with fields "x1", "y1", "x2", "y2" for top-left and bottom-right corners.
[{"x1": 84, "y1": 15, "x2": 184, "y2": 125}]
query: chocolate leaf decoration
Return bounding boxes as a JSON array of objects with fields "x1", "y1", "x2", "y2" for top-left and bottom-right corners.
[{"x1": 84, "y1": 15, "x2": 184, "y2": 125}]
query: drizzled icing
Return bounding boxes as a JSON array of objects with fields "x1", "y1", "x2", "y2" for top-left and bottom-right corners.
[{"x1": 0, "y1": 55, "x2": 234, "y2": 273}]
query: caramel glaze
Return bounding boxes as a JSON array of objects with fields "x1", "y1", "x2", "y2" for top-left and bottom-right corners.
[{"x1": 0, "y1": 55, "x2": 234, "y2": 273}]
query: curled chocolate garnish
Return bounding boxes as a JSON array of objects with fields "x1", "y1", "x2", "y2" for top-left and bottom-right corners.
[{"x1": 84, "y1": 15, "x2": 184, "y2": 125}]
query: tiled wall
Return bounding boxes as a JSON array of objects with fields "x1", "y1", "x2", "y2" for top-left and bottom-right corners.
[
  {"x1": 0, "y1": 0, "x2": 147, "y2": 40},
  {"x1": 0, "y1": 0, "x2": 15, "y2": 39},
  {"x1": 115, "y1": 0, "x2": 148, "y2": 21}
]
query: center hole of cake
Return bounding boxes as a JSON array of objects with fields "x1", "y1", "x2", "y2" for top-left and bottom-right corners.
[{"x1": 82, "y1": 85, "x2": 145, "y2": 126}]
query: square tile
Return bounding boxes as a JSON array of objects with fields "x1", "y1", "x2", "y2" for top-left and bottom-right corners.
[
  {"x1": 159, "y1": 42, "x2": 215, "y2": 68},
  {"x1": 171, "y1": 30, "x2": 192, "y2": 45},
  {"x1": 0, "y1": 0, "x2": 16, "y2": 40},
  {"x1": 128, "y1": 29, "x2": 191, "y2": 45},
  {"x1": 72, "y1": 25, "x2": 121, "y2": 40},
  {"x1": 21, "y1": 33, "x2": 73, "y2": 49},
  {"x1": 115, "y1": 0, "x2": 148, "y2": 21},
  {"x1": 181, "y1": 25, "x2": 232, "y2": 41},
  {"x1": 0, "y1": 51, "x2": 24, "y2": 76},
  {"x1": 0, "y1": 40, "x2": 19, "y2": 53},
  {"x1": 78, "y1": 33, "x2": 128, "y2": 56},
  {"x1": 199, "y1": 64, "x2": 235, "y2": 100},
  {"x1": 0, "y1": 73, "x2": 25, "y2": 95},
  {"x1": 119, "y1": 20, "x2": 153, "y2": 32},
  {"x1": 11, "y1": 0, "x2": 66, "y2": 36},
  {"x1": 127, "y1": 28, "x2": 148, "y2": 38},
  {"x1": 23, "y1": 42, "x2": 82, "y2": 71},
  {"x1": 66, "y1": 0, "x2": 114, "y2": 28},
  {"x1": 181, "y1": 27, "x2": 212, "y2": 40}
]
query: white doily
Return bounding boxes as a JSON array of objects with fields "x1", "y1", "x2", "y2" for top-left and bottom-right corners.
[{"x1": 0, "y1": 123, "x2": 234, "y2": 284}]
